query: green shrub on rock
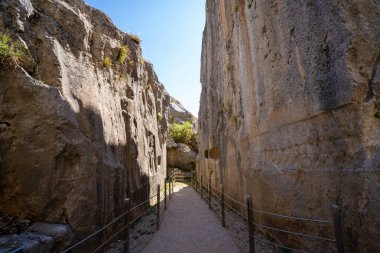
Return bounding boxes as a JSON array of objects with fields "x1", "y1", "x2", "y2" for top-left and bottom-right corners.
[
  {"x1": 103, "y1": 57, "x2": 112, "y2": 68},
  {"x1": 157, "y1": 112, "x2": 163, "y2": 122},
  {"x1": 129, "y1": 34, "x2": 142, "y2": 44},
  {"x1": 169, "y1": 121, "x2": 193, "y2": 144},
  {"x1": 117, "y1": 45, "x2": 130, "y2": 63},
  {"x1": 0, "y1": 34, "x2": 26, "y2": 64}
]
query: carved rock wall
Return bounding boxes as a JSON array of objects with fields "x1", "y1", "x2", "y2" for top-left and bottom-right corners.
[
  {"x1": 0, "y1": 0, "x2": 170, "y2": 242},
  {"x1": 198, "y1": 0, "x2": 380, "y2": 252}
]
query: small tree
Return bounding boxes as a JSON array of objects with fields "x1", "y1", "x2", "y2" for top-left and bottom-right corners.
[{"x1": 169, "y1": 121, "x2": 193, "y2": 144}]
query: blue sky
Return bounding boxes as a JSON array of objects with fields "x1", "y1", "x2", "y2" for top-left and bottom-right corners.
[{"x1": 84, "y1": 0, "x2": 206, "y2": 116}]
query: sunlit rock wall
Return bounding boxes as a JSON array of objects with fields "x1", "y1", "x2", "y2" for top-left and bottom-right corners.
[{"x1": 198, "y1": 0, "x2": 380, "y2": 252}]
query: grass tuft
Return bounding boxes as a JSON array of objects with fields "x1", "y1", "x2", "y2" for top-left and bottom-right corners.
[
  {"x1": 0, "y1": 34, "x2": 26, "y2": 65},
  {"x1": 117, "y1": 45, "x2": 130, "y2": 63},
  {"x1": 103, "y1": 57, "x2": 112, "y2": 68},
  {"x1": 128, "y1": 59, "x2": 134, "y2": 67},
  {"x1": 157, "y1": 112, "x2": 163, "y2": 122},
  {"x1": 129, "y1": 34, "x2": 142, "y2": 44}
]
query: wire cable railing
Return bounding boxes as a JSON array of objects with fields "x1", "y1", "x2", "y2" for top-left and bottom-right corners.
[
  {"x1": 253, "y1": 223, "x2": 335, "y2": 242},
  {"x1": 129, "y1": 212, "x2": 154, "y2": 240},
  {"x1": 251, "y1": 208, "x2": 333, "y2": 223},
  {"x1": 92, "y1": 223, "x2": 131, "y2": 253},
  {"x1": 63, "y1": 174, "x2": 175, "y2": 253},
  {"x1": 254, "y1": 236, "x2": 308, "y2": 253},
  {"x1": 191, "y1": 174, "x2": 343, "y2": 253}
]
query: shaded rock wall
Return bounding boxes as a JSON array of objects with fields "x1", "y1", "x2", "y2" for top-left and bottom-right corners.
[
  {"x1": 0, "y1": 0, "x2": 169, "y2": 241},
  {"x1": 198, "y1": 0, "x2": 380, "y2": 252}
]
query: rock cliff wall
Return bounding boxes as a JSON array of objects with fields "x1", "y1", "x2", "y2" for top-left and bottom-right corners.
[
  {"x1": 199, "y1": 0, "x2": 380, "y2": 252},
  {"x1": 168, "y1": 97, "x2": 195, "y2": 124},
  {"x1": 167, "y1": 98, "x2": 198, "y2": 171},
  {"x1": 0, "y1": 0, "x2": 169, "y2": 242}
]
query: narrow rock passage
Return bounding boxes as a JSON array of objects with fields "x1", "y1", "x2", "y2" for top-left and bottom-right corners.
[{"x1": 142, "y1": 183, "x2": 240, "y2": 253}]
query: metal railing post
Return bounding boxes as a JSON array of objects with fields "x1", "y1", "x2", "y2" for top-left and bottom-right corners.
[
  {"x1": 201, "y1": 175, "x2": 203, "y2": 199},
  {"x1": 171, "y1": 175, "x2": 174, "y2": 194},
  {"x1": 208, "y1": 176, "x2": 211, "y2": 209},
  {"x1": 191, "y1": 169, "x2": 193, "y2": 188},
  {"x1": 156, "y1": 184, "x2": 160, "y2": 230},
  {"x1": 247, "y1": 195, "x2": 255, "y2": 253},
  {"x1": 164, "y1": 178, "x2": 167, "y2": 210},
  {"x1": 221, "y1": 184, "x2": 225, "y2": 228},
  {"x1": 124, "y1": 198, "x2": 130, "y2": 253},
  {"x1": 331, "y1": 204, "x2": 344, "y2": 253},
  {"x1": 168, "y1": 177, "x2": 171, "y2": 199}
]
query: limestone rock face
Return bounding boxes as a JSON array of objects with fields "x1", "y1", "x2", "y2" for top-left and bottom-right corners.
[
  {"x1": 169, "y1": 97, "x2": 194, "y2": 124},
  {"x1": 167, "y1": 97, "x2": 198, "y2": 170},
  {"x1": 167, "y1": 140, "x2": 197, "y2": 171},
  {"x1": 199, "y1": 1, "x2": 380, "y2": 252},
  {"x1": 0, "y1": 0, "x2": 169, "y2": 242}
]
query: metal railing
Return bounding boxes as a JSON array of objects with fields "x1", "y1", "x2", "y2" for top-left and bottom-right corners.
[
  {"x1": 62, "y1": 174, "x2": 175, "y2": 253},
  {"x1": 191, "y1": 173, "x2": 344, "y2": 253}
]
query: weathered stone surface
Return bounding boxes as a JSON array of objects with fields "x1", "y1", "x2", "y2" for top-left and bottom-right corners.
[
  {"x1": 0, "y1": 213, "x2": 31, "y2": 235},
  {"x1": 169, "y1": 97, "x2": 194, "y2": 124},
  {"x1": 28, "y1": 222, "x2": 73, "y2": 251},
  {"x1": 199, "y1": 1, "x2": 380, "y2": 252},
  {"x1": 167, "y1": 140, "x2": 197, "y2": 171},
  {"x1": 0, "y1": 222, "x2": 72, "y2": 253},
  {"x1": 167, "y1": 97, "x2": 198, "y2": 169},
  {"x1": 0, "y1": 232, "x2": 54, "y2": 253},
  {"x1": 0, "y1": 0, "x2": 170, "y2": 246}
]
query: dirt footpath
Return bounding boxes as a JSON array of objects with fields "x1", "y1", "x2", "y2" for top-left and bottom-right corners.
[{"x1": 142, "y1": 183, "x2": 241, "y2": 253}]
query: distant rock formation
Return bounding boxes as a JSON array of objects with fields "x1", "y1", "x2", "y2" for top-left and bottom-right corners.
[
  {"x1": 0, "y1": 0, "x2": 170, "y2": 246},
  {"x1": 167, "y1": 139, "x2": 197, "y2": 171},
  {"x1": 198, "y1": 1, "x2": 380, "y2": 252},
  {"x1": 167, "y1": 98, "x2": 198, "y2": 171},
  {"x1": 168, "y1": 97, "x2": 194, "y2": 124}
]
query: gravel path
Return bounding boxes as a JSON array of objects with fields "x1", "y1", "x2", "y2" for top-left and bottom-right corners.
[{"x1": 142, "y1": 183, "x2": 241, "y2": 253}]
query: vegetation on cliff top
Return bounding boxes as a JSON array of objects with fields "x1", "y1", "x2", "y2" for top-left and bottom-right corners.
[
  {"x1": 129, "y1": 34, "x2": 142, "y2": 44},
  {"x1": 169, "y1": 121, "x2": 193, "y2": 144}
]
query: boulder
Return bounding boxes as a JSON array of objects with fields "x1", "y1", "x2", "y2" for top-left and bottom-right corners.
[
  {"x1": 28, "y1": 222, "x2": 73, "y2": 251},
  {"x1": 167, "y1": 142, "x2": 197, "y2": 171},
  {"x1": 168, "y1": 97, "x2": 194, "y2": 124},
  {"x1": 0, "y1": 232, "x2": 54, "y2": 253}
]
